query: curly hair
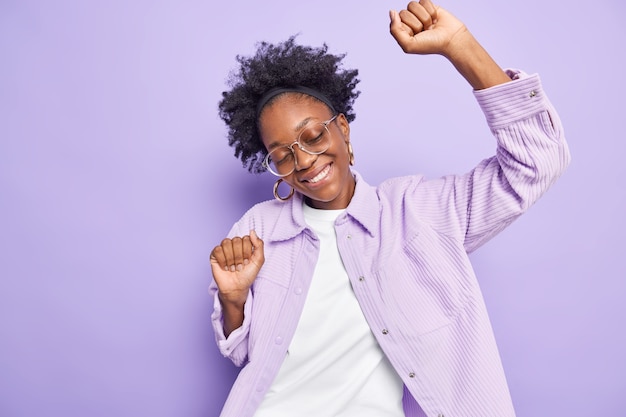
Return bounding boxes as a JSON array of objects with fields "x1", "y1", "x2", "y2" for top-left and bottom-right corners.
[{"x1": 218, "y1": 35, "x2": 361, "y2": 173}]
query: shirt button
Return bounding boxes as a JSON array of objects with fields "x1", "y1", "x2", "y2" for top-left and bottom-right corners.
[
  {"x1": 275, "y1": 336, "x2": 283, "y2": 345},
  {"x1": 529, "y1": 90, "x2": 537, "y2": 98},
  {"x1": 294, "y1": 287, "x2": 303, "y2": 295},
  {"x1": 408, "y1": 372, "x2": 415, "y2": 378},
  {"x1": 358, "y1": 276, "x2": 364, "y2": 282},
  {"x1": 382, "y1": 329, "x2": 389, "y2": 335},
  {"x1": 346, "y1": 235, "x2": 352, "y2": 239}
]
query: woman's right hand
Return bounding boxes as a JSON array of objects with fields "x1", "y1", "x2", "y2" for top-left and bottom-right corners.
[{"x1": 210, "y1": 230, "x2": 265, "y2": 306}]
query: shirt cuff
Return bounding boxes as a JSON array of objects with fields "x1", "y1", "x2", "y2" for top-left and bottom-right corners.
[
  {"x1": 473, "y1": 70, "x2": 549, "y2": 130},
  {"x1": 211, "y1": 289, "x2": 253, "y2": 356}
]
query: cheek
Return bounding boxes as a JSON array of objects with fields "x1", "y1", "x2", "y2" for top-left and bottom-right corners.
[
  {"x1": 281, "y1": 175, "x2": 299, "y2": 189},
  {"x1": 335, "y1": 142, "x2": 350, "y2": 160}
]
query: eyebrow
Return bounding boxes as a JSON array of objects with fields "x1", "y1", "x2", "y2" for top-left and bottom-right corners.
[
  {"x1": 266, "y1": 116, "x2": 315, "y2": 151},
  {"x1": 294, "y1": 117, "x2": 314, "y2": 132}
]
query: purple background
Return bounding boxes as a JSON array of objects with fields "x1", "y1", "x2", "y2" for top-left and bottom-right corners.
[{"x1": 1, "y1": 0, "x2": 624, "y2": 416}]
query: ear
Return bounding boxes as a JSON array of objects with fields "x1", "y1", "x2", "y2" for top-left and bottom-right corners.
[{"x1": 336, "y1": 113, "x2": 351, "y2": 143}]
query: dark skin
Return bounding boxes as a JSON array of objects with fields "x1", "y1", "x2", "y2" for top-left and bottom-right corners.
[
  {"x1": 259, "y1": 96, "x2": 355, "y2": 211},
  {"x1": 211, "y1": 0, "x2": 510, "y2": 337}
]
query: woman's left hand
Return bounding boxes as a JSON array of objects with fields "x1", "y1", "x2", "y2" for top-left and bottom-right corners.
[{"x1": 389, "y1": 0, "x2": 468, "y2": 58}]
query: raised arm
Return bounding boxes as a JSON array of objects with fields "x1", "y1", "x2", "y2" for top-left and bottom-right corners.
[{"x1": 389, "y1": 1, "x2": 570, "y2": 251}]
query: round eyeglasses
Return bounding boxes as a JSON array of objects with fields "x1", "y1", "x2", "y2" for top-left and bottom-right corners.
[{"x1": 263, "y1": 114, "x2": 338, "y2": 177}]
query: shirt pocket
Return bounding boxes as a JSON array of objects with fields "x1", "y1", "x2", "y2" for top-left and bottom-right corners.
[
  {"x1": 248, "y1": 277, "x2": 289, "y2": 359},
  {"x1": 375, "y1": 228, "x2": 472, "y2": 336}
]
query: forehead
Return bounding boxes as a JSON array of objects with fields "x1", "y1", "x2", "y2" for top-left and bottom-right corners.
[
  {"x1": 258, "y1": 94, "x2": 333, "y2": 146},
  {"x1": 260, "y1": 93, "x2": 332, "y2": 123}
]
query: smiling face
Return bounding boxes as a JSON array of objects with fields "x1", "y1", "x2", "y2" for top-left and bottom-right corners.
[{"x1": 258, "y1": 93, "x2": 356, "y2": 210}]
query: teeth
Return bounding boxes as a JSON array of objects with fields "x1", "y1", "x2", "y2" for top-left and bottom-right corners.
[{"x1": 309, "y1": 165, "x2": 330, "y2": 183}]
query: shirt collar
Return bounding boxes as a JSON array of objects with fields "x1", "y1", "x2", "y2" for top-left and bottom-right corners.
[
  {"x1": 264, "y1": 192, "x2": 308, "y2": 243},
  {"x1": 344, "y1": 170, "x2": 379, "y2": 238}
]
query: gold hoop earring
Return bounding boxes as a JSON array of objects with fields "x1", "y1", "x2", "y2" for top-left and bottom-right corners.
[
  {"x1": 347, "y1": 143, "x2": 355, "y2": 166},
  {"x1": 273, "y1": 178, "x2": 295, "y2": 202}
]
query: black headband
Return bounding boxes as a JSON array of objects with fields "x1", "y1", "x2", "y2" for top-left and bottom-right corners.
[{"x1": 255, "y1": 86, "x2": 336, "y2": 119}]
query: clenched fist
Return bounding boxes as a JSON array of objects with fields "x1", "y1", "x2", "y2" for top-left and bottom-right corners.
[
  {"x1": 390, "y1": 0, "x2": 468, "y2": 56},
  {"x1": 210, "y1": 230, "x2": 265, "y2": 306}
]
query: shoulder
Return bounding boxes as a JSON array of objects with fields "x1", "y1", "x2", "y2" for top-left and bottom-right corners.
[
  {"x1": 236, "y1": 198, "x2": 283, "y2": 225},
  {"x1": 245, "y1": 198, "x2": 283, "y2": 216},
  {"x1": 229, "y1": 198, "x2": 298, "y2": 241},
  {"x1": 352, "y1": 170, "x2": 427, "y2": 199},
  {"x1": 376, "y1": 174, "x2": 428, "y2": 200},
  {"x1": 375, "y1": 173, "x2": 468, "y2": 229},
  {"x1": 351, "y1": 171, "x2": 451, "y2": 213}
]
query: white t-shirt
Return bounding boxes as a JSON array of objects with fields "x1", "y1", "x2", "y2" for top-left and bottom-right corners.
[{"x1": 254, "y1": 204, "x2": 404, "y2": 417}]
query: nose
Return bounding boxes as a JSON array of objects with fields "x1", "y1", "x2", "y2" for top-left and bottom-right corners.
[{"x1": 293, "y1": 144, "x2": 317, "y2": 171}]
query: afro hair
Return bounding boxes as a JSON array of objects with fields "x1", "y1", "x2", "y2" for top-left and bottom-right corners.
[{"x1": 218, "y1": 35, "x2": 361, "y2": 173}]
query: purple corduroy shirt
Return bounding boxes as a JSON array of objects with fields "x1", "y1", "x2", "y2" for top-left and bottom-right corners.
[{"x1": 210, "y1": 72, "x2": 571, "y2": 417}]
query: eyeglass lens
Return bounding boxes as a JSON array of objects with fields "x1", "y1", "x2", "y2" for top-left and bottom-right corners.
[{"x1": 265, "y1": 120, "x2": 332, "y2": 176}]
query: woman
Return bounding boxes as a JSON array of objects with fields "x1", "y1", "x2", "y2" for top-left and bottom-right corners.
[{"x1": 209, "y1": 1, "x2": 570, "y2": 416}]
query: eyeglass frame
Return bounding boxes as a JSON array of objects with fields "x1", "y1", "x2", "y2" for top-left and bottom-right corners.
[{"x1": 262, "y1": 114, "x2": 339, "y2": 177}]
